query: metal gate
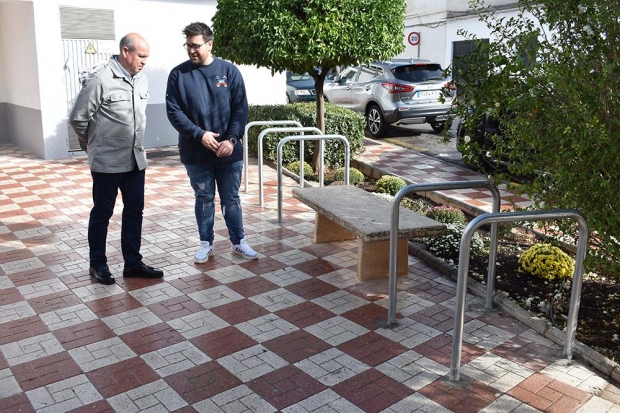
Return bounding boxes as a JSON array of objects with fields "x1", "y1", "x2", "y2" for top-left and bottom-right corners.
[
  {"x1": 59, "y1": 5, "x2": 116, "y2": 152},
  {"x1": 62, "y1": 39, "x2": 115, "y2": 152}
]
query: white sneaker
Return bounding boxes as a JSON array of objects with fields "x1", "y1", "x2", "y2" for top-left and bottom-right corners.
[
  {"x1": 232, "y1": 239, "x2": 258, "y2": 260},
  {"x1": 194, "y1": 241, "x2": 214, "y2": 264}
]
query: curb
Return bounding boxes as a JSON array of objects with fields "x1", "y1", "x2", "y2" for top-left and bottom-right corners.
[{"x1": 408, "y1": 241, "x2": 620, "y2": 384}]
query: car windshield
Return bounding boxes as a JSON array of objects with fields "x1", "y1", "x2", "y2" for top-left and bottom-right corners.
[
  {"x1": 392, "y1": 64, "x2": 445, "y2": 82},
  {"x1": 287, "y1": 72, "x2": 313, "y2": 81}
]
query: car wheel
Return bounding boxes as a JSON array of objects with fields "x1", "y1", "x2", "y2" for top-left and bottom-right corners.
[
  {"x1": 366, "y1": 104, "x2": 388, "y2": 138},
  {"x1": 430, "y1": 121, "x2": 445, "y2": 133}
]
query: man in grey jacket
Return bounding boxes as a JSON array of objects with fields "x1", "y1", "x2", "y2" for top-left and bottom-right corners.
[{"x1": 69, "y1": 33, "x2": 163, "y2": 285}]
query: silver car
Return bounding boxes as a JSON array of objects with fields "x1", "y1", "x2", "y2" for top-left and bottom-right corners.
[{"x1": 324, "y1": 58, "x2": 456, "y2": 138}]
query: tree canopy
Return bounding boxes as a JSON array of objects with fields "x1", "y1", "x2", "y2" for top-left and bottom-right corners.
[
  {"x1": 212, "y1": 0, "x2": 406, "y2": 78},
  {"x1": 454, "y1": 0, "x2": 620, "y2": 272},
  {"x1": 212, "y1": 0, "x2": 406, "y2": 169}
]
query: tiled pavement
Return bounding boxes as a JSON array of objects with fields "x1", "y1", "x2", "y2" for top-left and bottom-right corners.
[{"x1": 0, "y1": 142, "x2": 619, "y2": 413}]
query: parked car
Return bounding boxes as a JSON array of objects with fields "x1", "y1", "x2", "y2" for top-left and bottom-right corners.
[
  {"x1": 286, "y1": 71, "x2": 317, "y2": 103},
  {"x1": 323, "y1": 58, "x2": 456, "y2": 137}
]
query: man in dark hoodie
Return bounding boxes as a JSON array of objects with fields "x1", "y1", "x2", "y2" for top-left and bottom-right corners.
[{"x1": 166, "y1": 22, "x2": 257, "y2": 264}]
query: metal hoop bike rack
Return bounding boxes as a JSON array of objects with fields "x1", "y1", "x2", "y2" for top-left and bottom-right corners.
[
  {"x1": 388, "y1": 180, "x2": 501, "y2": 325},
  {"x1": 450, "y1": 209, "x2": 589, "y2": 382},
  {"x1": 277, "y1": 134, "x2": 350, "y2": 222},
  {"x1": 242, "y1": 120, "x2": 302, "y2": 193},
  {"x1": 256, "y1": 127, "x2": 323, "y2": 206}
]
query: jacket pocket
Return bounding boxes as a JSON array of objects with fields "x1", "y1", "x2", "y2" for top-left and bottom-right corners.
[{"x1": 104, "y1": 94, "x2": 131, "y2": 104}]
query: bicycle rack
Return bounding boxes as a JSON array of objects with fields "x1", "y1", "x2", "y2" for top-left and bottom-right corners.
[
  {"x1": 277, "y1": 134, "x2": 350, "y2": 222},
  {"x1": 388, "y1": 181, "x2": 501, "y2": 325},
  {"x1": 256, "y1": 127, "x2": 323, "y2": 206},
  {"x1": 242, "y1": 120, "x2": 302, "y2": 193},
  {"x1": 449, "y1": 209, "x2": 589, "y2": 382}
]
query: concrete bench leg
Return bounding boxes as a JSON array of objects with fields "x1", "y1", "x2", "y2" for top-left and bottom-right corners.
[
  {"x1": 357, "y1": 238, "x2": 408, "y2": 281},
  {"x1": 313, "y1": 213, "x2": 357, "y2": 243}
]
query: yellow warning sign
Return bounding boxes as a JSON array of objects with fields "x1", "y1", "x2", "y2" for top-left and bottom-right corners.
[{"x1": 85, "y1": 43, "x2": 97, "y2": 54}]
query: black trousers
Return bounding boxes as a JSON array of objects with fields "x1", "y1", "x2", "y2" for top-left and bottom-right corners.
[{"x1": 89, "y1": 166, "x2": 145, "y2": 269}]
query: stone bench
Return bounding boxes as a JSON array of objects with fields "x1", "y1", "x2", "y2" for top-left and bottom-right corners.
[{"x1": 292, "y1": 186, "x2": 446, "y2": 281}]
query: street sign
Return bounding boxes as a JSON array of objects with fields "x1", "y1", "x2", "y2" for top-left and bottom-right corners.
[{"x1": 408, "y1": 31, "x2": 421, "y2": 46}]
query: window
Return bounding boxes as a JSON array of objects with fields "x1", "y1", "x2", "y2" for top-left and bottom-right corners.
[
  {"x1": 392, "y1": 64, "x2": 445, "y2": 82},
  {"x1": 357, "y1": 65, "x2": 379, "y2": 82}
]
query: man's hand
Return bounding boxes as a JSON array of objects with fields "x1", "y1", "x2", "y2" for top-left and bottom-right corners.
[
  {"x1": 216, "y1": 140, "x2": 234, "y2": 158},
  {"x1": 201, "y1": 131, "x2": 220, "y2": 153}
]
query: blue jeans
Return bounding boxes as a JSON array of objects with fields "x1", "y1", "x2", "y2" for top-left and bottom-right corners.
[
  {"x1": 89, "y1": 166, "x2": 144, "y2": 269},
  {"x1": 184, "y1": 161, "x2": 245, "y2": 245}
]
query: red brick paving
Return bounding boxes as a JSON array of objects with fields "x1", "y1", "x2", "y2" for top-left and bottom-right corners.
[
  {"x1": 248, "y1": 365, "x2": 327, "y2": 410},
  {"x1": 284, "y1": 278, "x2": 339, "y2": 300},
  {"x1": 190, "y1": 326, "x2": 257, "y2": 359},
  {"x1": 338, "y1": 332, "x2": 408, "y2": 367},
  {"x1": 120, "y1": 323, "x2": 186, "y2": 355},
  {"x1": 413, "y1": 334, "x2": 485, "y2": 367},
  {"x1": 507, "y1": 373, "x2": 591, "y2": 412},
  {"x1": 293, "y1": 257, "x2": 341, "y2": 277},
  {"x1": 341, "y1": 303, "x2": 390, "y2": 330},
  {"x1": 85, "y1": 293, "x2": 144, "y2": 318},
  {"x1": 165, "y1": 360, "x2": 242, "y2": 404},
  {"x1": 418, "y1": 376, "x2": 500, "y2": 413},
  {"x1": 11, "y1": 352, "x2": 83, "y2": 391},
  {"x1": 274, "y1": 301, "x2": 335, "y2": 328},
  {"x1": 226, "y1": 276, "x2": 280, "y2": 297},
  {"x1": 332, "y1": 369, "x2": 414, "y2": 413},
  {"x1": 53, "y1": 319, "x2": 116, "y2": 350},
  {"x1": 147, "y1": 295, "x2": 206, "y2": 322},
  {"x1": 263, "y1": 330, "x2": 331, "y2": 363},
  {"x1": 86, "y1": 357, "x2": 160, "y2": 398},
  {"x1": 210, "y1": 299, "x2": 271, "y2": 325}
]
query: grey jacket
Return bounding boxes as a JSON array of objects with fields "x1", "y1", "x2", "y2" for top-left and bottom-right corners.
[{"x1": 69, "y1": 56, "x2": 149, "y2": 173}]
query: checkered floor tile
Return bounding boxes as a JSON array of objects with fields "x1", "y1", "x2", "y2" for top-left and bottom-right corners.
[{"x1": 0, "y1": 143, "x2": 618, "y2": 412}]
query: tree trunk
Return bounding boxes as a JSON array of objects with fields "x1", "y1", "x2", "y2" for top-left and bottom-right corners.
[{"x1": 312, "y1": 73, "x2": 327, "y2": 172}]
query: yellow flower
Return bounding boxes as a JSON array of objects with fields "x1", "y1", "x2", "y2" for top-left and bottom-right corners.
[{"x1": 518, "y1": 244, "x2": 575, "y2": 281}]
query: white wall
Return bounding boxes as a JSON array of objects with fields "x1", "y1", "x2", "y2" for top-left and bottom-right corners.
[
  {"x1": 0, "y1": 4, "x2": 6, "y2": 104},
  {"x1": 33, "y1": 0, "x2": 71, "y2": 159},
  {"x1": 445, "y1": 7, "x2": 523, "y2": 65},
  {"x1": 0, "y1": 0, "x2": 286, "y2": 159},
  {"x1": 2, "y1": 1, "x2": 40, "y2": 109}
]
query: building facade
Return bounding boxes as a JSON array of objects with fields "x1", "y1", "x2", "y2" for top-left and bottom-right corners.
[
  {"x1": 0, "y1": 0, "x2": 286, "y2": 159},
  {"x1": 400, "y1": 0, "x2": 520, "y2": 70}
]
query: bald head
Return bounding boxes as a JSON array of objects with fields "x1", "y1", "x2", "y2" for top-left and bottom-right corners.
[{"x1": 118, "y1": 33, "x2": 150, "y2": 76}]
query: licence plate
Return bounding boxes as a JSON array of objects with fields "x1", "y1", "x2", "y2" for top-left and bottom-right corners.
[{"x1": 416, "y1": 90, "x2": 439, "y2": 98}]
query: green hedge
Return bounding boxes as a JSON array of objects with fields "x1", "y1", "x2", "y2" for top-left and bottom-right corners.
[{"x1": 246, "y1": 103, "x2": 365, "y2": 168}]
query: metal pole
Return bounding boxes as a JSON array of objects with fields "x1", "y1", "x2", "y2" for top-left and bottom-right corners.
[
  {"x1": 243, "y1": 121, "x2": 302, "y2": 193},
  {"x1": 277, "y1": 135, "x2": 350, "y2": 222},
  {"x1": 387, "y1": 180, "x2": 501, "y2": 324},
  {"x1": 256, "y1": 127, "x2": 321, "y2": 206},
  {"x1": 449, "y1": 209, "x2": 589, "y2": 381}
]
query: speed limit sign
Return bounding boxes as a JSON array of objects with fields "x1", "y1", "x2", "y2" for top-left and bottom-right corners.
[{"x1": 408, "y1": 32, "x2": 420, "y2": 46}]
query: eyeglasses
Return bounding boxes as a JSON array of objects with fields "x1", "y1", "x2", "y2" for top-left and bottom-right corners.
[{"x1": 183, "y1": 41, "x2": 209, "y2": 51}]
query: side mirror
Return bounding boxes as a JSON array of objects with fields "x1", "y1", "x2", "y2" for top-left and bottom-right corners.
[{"x1": 333, "y1": 75, "x2": 342, "y2": 84}]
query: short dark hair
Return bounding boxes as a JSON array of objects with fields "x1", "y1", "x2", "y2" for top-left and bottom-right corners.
[
  {"x1": 119, "y1": 35, "x2": 135, "y2": 52},
  {"x1": 183, "y1": 22, "x2": 214, "y2": 42}
]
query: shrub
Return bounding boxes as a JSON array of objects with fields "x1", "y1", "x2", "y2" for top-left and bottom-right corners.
[
  {"x1": 376, "y1": 175, "x2": 406, "y2": 196},
  {"x1": 286, "y1": 161, "x2": 313, "y2": 179},
  {"x1": 426, "y1": 205, "x2": 465, "y2": 225},
  {"x1": 332, "y1": 167, "x2": 364, "y2": 186},
  {"x1": 518, "y1": 243, "x2": 575, "y2": 281},
  {"x1": 246, "y1": 103, "x2": 365, "y2": 168},
  {"x1": 425, "y1": 223, "x2": 485, "y2": 264}
]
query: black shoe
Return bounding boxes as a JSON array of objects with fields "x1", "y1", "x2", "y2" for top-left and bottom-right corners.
[
  {"x1": 89, "y1": 266, "x2": 115, "y2": 285},
  {"x1": 123, "y1": 263, "x2": 164, "y2": 279}
]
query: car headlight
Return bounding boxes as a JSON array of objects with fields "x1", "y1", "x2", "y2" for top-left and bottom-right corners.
[{"x1": 294, "y1": 89, "x2": 311, "y2": 96}]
